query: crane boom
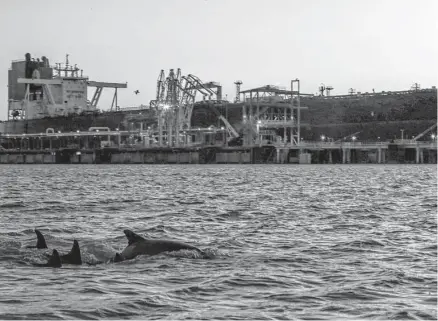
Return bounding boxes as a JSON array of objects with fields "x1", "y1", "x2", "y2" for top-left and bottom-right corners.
[
  {"x1": 412, "y1": 123, "x2": 437, "y2": 141},
  {"x1": 335, "y1": 131, "x2": 361, "y2": 143}
]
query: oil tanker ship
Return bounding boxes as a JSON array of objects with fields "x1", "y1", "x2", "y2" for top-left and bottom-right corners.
[{"x1": 1, "y1": 53, "x2": 436, "y2": 143}]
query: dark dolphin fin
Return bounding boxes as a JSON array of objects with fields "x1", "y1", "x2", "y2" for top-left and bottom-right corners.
[
  {"x1": 33, "y1": 229, "x2": 48, "y2": 249},
  {"x1": 48, "y1": 249, "x2": 62, "y2": 267},
  {"x1": 33, "y1": 249, "x2": 62, "y2": 268},
  {"x1": 26, "y1": 229, "x2": 47, "y2": 249},
  {"x1": 123, "y1": 229, "x2": 145, "y2": 245},
  {"x1": 60, "y1": 240, "x2": 82, "y2": 265},
  {"x1": 114, "y1": 252, "x2": 124, "y2": 263}
]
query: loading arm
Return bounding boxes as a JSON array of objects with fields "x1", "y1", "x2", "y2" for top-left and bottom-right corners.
[
  {"x1": 335, "y1": 131, "x2": 361, "y2": 143},
  {"x1": 219, "y1": 115, "x2": 239, "y2": 139},
  {"x1": 412, "y1": 123, "x2": 437, "y2": 141}
]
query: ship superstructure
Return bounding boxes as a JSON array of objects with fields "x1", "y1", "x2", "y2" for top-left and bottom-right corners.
[{"x1": 7, "y1": 53, "x2": 127, "y2": 121}]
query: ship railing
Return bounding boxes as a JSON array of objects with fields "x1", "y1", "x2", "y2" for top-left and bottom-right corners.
[
  {"x1": 393, "y1": 139, "x2": 437, "y2": 146},
  {"x1": 294, "y1": 141, "x2": 391, "y2": 148},
  {"x1": 119, "y1": 106, "x2": 150, "y2": 111},
  {"x1": 342, "y1": 141, "x2": 388, "y2": 145},
  {"x1": 310, "y1": 88, "x2": 437, "y2": 100}
]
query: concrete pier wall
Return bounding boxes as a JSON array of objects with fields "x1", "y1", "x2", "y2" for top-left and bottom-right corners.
[
  {"x1": 0, "y1": 154, "x2": 8, "y2": 163},
  {"x1": 0, "y1": 144, "x2": 436, "y2": 164},
  {"x1": 43, "y1": 154, "x2": 55, "y2": 164}
]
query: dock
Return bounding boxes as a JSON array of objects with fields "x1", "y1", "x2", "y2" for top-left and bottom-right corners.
[{"x1": 0, "y1": 129, "x2": 436, "y2": 164}]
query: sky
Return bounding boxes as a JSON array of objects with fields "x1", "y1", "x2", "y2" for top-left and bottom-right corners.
[{"x1": 0, "y1": 0, "x2": 437, "y2": 119}]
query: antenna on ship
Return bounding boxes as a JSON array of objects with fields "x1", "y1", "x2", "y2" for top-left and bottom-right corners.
[
  {"x1": 348, "y1": 88, "x2": 356, "y2": 95},
  {"x1": 234, "y1": 80, "x2": 242, "y2": 103},
  {"x1": 411, "y1": 83, "x2": 420, "y2": 91},
  {"x1": 319, "y1": 84, "x2": 326, "y2": 96},
  {"x1": 65, "y1": 54, "x2": 69, "y2": 77}
]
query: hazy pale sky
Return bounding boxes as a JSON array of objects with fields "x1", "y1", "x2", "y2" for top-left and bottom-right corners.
[{"x1": 0, "y1": 0, "x2": 437, "y2": 119}]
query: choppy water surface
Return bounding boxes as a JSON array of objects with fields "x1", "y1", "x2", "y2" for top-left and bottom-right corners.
[{"x1": 0, "y1": 164, "x2": 436, "y2": 320}]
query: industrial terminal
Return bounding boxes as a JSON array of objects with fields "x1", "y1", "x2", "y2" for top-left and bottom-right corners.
[{"x1": 0, "y1": 53, "x2": 436, "y2": 165}]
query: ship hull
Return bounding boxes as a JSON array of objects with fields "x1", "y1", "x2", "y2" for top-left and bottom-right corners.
[{"x1": 1, "y1": 90, "x2": 436, "y2": 142}]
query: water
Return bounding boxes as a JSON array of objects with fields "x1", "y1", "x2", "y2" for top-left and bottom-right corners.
[{"x1": 0, "y1": 164, "x2": 436, "y2": 320}]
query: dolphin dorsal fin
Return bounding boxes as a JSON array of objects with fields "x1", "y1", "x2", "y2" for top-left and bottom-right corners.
[
  {"x1": 48, "y1": 249, "x2": 62, "y2": 268},
  {"x1": 63, "y1": 240, "x2": 82, "y2": 264},
  {"x1": 35, "y1": 229, "x2": 48, "y2": 249},
  {"x1": 123, "y1": 229, "x2": 145, "y2": 245}
]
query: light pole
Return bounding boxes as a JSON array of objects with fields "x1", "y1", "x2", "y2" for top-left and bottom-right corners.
[{"x1": 400, "y1": 129, "x2": 405, "y2": 141}]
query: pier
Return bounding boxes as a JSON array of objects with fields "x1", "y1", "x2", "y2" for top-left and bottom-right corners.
[
  {"x1": 0, "y1": 129, "x2": 436, "y2": 164},
  {"x1": 2, "y1": 56, "x2": 437, "y2": 166}
]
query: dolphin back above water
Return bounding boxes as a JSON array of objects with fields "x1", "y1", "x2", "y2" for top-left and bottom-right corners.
[
  {"x1": 114, "y1": 229, "x2": 202, "y2": 262},
  {"x1": 33, "y1": 249, "x2": 62, "y2": 268}
]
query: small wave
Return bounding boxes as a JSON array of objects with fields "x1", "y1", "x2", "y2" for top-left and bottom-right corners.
[
  {"x1": 364, "y1": 213, "x2": 382, "y2": 219},
  {"x1": 143, "y1": 225, "x2": 178, "y2": 233},
  {"x1": 0, "y1": 299, "x2": 26, "y2": 304},
  {"x1": 120, "y1": 199, "x2": 139, "y2": 203},
  {"x1": 334, "y1": 239, "x2": 386, "y2": 249},
  {"x1": 0, "y1": 202, "x2": 25, "y2": 208},
  {"x1": 372, "y1": 278, "x2": 404, "y2": 288},
  {"x1": 78, "y1": 287, "x2": 108, "y2": 294},
  {"x1": 172, "y1": 284, "x2": 222, "y2": 296},
  {"x1": 58, "y1": 310, "x2": 100, "y2": 320},
  {"x1": 323, "y1": 289, "x2": 381, "y2": 301},
  {"x1": 3, "y1": 231, "x2": 25, "y2": 237},
  {"x1": 0, "y1": 312, "x2": 62, "y2": 320},
  {"x1": 177, "y1": 200, "x2": 205, "y2": 205},
  {"x1": 386, "y1": 310, "x2": 419, "y2": 320},
  {"x1": 216, "y1": 210, "x2": 241, "y2": 220},
  {"x1": 422, "y1": 244, "x2": 437, "y2": 251},
  {"x1": 269, "y1": 294, "x2": 325, "y2": 304},
  {"x1": 223, "y1": 276, "x2": 289, "y2": 288},
  {"x1": 320, "y1": 303, "x2": 348, "y2": 312},
  {"x1": 40, "y1": 200, "x2": 64, "y2": 204}
]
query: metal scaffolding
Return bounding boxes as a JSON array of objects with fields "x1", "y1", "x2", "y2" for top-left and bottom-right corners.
[
  {"x1": 239, "y1": 80, "x2": 308, "y2": 146},
  {"x1": 149, "y1": 69, "x2": 223, "y2": 147}
]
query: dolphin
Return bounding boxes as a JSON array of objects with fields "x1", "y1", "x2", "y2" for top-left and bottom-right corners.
[
  {"x1": 33, "y1": 249, "x2": 62, "y2": 268},
  {"x1": 114, "y1": 229, "x2": 202, "y2": 262},
  {"x1": 59, "y1": 240, "x2": 82, "y2": 265},
  {"x1": 26, "y1": 229, "x2": 48, "y2": 249},
  {"x1": 28, "y1": 230, "x2": 82, "y2": 265}
]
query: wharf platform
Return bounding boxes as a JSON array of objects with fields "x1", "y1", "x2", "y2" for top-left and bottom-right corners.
[{"x1": 0, "y1": 141, "x2": 436, "y2": 164}]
